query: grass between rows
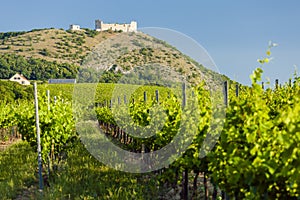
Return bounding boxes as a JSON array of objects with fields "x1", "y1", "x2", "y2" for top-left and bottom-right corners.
[
  {"x1": 0, "y1": 140, "x2": 162, "y2": 199},
  {"x1": 0, "y1": 141, "x2": 37, "y2": 199}
]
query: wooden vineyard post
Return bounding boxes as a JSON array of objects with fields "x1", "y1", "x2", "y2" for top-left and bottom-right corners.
[
  {"x1": 34, "y1": 82, "x2": 43, "y2": 190},
  {"x1": 155, "y1": 90, "x2": 159, "y2": 103},
  {"x1": 46, "y1": 90, "x2": 50, "y2": 111},
  {"x1": 144, "y1": 91, "x2": 147, "y2": 103},
  {"x1": 212, "y1": 178, "x2": 218, "y2": 200},
  {"x1": 46, "y1": 90, "x2": 52, "y2": 180},
  {"x1": 204, "y1": 171, "x2": 209, "y2": 200},
  {"x1": 182, "y1": 82, "x2": 186, "y2": 107},
  {"x1": 141, "y1": 143, "x2": 145, "y2": 172},
  {"x1": 141, "y1": 91, "x2": 149, "y2": 172},
  {"x1": 181, "y1": 82, "x2": 188, "y2": 200},
  {"x1": 222, "y1": 81, "x2": 230, "y2": 199},
  {"x1": 124, "y1": 95, "x2": 127, "y2": 104},
  {"x1": 235, "y1": 83, "x2": 239, "y2": 97},
  {"x1": 141, "y1": 91, "x2": 147, "y2": 172},
  {"x1": 221, "y1": 191, "x2": 225, "y2": 199},
  {"x1": 109, "y1": 99, "x2": 112, "y2": 108},
  {"x1": 224, "y1": 81, "x2": 229, "y2": 107}
]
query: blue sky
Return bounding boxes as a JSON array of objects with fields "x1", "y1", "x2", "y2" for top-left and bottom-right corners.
[{"x1": 1, "y1": 0, "x2": 300, "y2": 85}]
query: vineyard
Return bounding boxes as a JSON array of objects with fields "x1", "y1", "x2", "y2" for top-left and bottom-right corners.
[{"x1": 1, "y1": 63, "x2": 300, "y2": 199}]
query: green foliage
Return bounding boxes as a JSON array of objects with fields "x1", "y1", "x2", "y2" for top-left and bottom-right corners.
[
  {"x1": 0, "y1": 29, "x2": 52, "y2": 48},
  {"x1": 0, "y1": 80, "x2": 33, "y2": 102},
  {"x1": 15, "y1": 95, "x2": 77, "y2": 163},
  {"x1": 99, "y1": 70, "x2": 122, "y2": 83},
  {"x1": 83, "y1": 28, "x2": 99, "y2": 38},
  {"x1": 39, "y1": 48, "x2": 51, "y2": 56},
  {"x1": 0, "y1": 53, "x2": 78, "y2": 80},
  {"x1": 208, "y1": 43, "x2": 300, "y2": 199},
  {"x1": 77, "y1": 67, "x2": 101, "y2": 83},
  {"x1": 3, "y1": 40, "x2": 300, "y2": 199},
  {"x1": 209, "y1": 75, "x2": 300, "y2": 199},
  {"x1": 94, "y1": 83, "x2": 212, "y2": 180},
  {"x1": 0, "y1": 31, "x2": 27, "y2": 40}
]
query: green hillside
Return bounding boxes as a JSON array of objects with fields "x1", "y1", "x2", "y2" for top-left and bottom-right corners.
[
  {"x1": 0, "y1": 28, "x2": 229, "y2": 86},
  {"x1": 0, "y1": 28, "x2": 113, "y2": 65}
]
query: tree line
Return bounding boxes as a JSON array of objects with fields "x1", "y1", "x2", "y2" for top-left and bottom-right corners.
[
  {"x1": 0, "y1": 80, "x2": 33, "y2": 102},
  {"x1": 0, "y1": 53, "x2": 78, "y2": 80}
]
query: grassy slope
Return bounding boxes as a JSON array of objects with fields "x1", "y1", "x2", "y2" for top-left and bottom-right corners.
[
  {"x1": 0, "y1": 28, "x2": 228, "y2": 86},
  {"x1": 0, "y1": 29, "x2": 115, "y2": 65}
]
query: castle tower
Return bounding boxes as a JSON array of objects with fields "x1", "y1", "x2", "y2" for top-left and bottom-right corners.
[
  {"x1": 95, "y1": 19, "x2": 102, "y2": 31},
  {"x1": 129, "y1": 21, "x2": 137, "y2": 32}
]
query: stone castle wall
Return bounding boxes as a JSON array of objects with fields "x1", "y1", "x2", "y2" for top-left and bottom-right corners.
[{"x1": 95, "y1": 20, "x2": 137, "y2": 32}]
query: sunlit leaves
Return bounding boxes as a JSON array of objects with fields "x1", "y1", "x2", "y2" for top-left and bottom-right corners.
[{"x1": 209, "y1": 68, "x2": 300, "y2": 198}]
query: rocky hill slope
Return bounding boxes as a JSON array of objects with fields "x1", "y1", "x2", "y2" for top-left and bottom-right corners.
[{"x1": 0, "y1": 28, "x2": 228, "y2": 86}]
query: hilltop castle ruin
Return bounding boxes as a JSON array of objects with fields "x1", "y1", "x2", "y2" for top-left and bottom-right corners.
[
  {"x1": 69, "y1": 20, "x2": 138, "y2": 32},
  {"x1": 95, "y1": 20, "x2": 137, "y2": 32}
]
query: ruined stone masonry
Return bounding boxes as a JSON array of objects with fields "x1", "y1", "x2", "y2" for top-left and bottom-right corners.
[{"x1": 95, "y1": 20, "x2": 137, "y2": 32}]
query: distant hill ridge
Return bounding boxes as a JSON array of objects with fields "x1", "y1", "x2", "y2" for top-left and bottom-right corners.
[
  {"x1": 0, "y1": 28, "x2": 229, "y2": 86},
  {"x1": 0, "y1": 28, "x2": 114, "y2": 65}
]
